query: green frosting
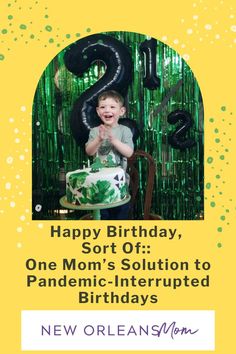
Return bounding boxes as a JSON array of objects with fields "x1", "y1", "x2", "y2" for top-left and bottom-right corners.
[
  {"x1": 79, "y1": 180, "x2": 117, "y2": 204},
  {"x1": 120, "y1": 183, "x2": 128, "y2": 199},
  {"x1": 66, "y1": 188, "x2": 74, "y2": 204},
  {"x1": 69, "y1": 171, "x2": 89, "y2": 188},
  {"x1": 67, "y1": 171, "x2": 89, "y2": 203}
]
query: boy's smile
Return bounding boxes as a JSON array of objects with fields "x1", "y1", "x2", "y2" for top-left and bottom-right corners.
[{"x1": 96, "y1": 97, "x2": 125, "y2": 127}]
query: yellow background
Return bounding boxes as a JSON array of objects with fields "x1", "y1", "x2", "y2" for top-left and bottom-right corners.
[{"x1": 0, "y1": 0, "x2": 236, "y2": 353}]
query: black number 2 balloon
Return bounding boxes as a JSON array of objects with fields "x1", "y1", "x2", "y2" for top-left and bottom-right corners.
[{"x1": 64, "y1": 34, "x2": 132, "y2": 146}]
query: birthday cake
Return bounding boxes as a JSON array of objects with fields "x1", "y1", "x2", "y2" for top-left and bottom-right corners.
[{"x1": 66, "y1": 157, "x2": 128, "y2": 205}]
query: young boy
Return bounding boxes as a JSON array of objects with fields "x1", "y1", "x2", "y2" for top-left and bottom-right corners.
[{"x1": 86, "y1": 90, "x2": 134, "y2": 219}]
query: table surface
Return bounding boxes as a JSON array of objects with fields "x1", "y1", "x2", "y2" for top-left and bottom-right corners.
[{"x1": 59, "y1": 195, "x2": 131, "y2": 211}]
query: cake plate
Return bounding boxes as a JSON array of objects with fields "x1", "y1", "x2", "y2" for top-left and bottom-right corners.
[{"x1": 59, "y1": 195, "x2": 131, "y2": 220}]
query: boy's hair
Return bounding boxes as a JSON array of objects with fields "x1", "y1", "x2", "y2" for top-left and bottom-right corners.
[{"x1": 97, "y1": 90, "x2": 125, "y2": 106}]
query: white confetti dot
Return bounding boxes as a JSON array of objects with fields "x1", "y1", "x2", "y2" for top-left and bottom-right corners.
[
  {"x1": 230, "y1": 14, "x2": 235, "y2": 19},
  {"x1": 36, "y1": 121, "x2": 40, "y2": 126},
  {"x1": 193, "y1": 15, "x2": 199, "y2": 20},
  {"x1": 20, "y1": 106, "x2": 26, "y2": 112},
  {"x1": 205, "y1": 24, "x2": 212, "y2": 30},
  {"x1": 231, "y1": 25, "x2": 236, "y2": 32},
  {"x1": 16, "y1": 174, "x2": 20, "y2": 179},
  {"x1": 14, "y1": 128, "x2": 19, "y2": 134},
  {"x1": 215, "y1": 34, "x2": 220, "y2": 39},
  {"x1": 15, "y1": 138, "x2": 20, "y2": 144},
  {"x1": 17, "y1": 227, "x2": 23, "y2": 233},
  {"x1": 173, "y1": 39, "x2": 179, "y2": 44},
  {"x1": 181, "y1": 44, "x2": 186, "y2": 48},
  {"x1": 25, "y1": 209, "x2": 29, "y2": 213},
  {"x1": 9, "y1": 117, "x2": 14, "y2": 123},
  {"x1": 6, "y1": 156, "x2": 13, "y2": 164},
  {"x1": 5, "y1": 182, "x2": 11, "y2": 190},
  {"x1": 187, "y1": 28, "x2": 193, "y2": 34},
  {"x1": 10, "y1": 201, "x2": 16, "y2": 207},
  {"x1": 17, "y1": 242, "x2": 22, "y2": 248},
  {"x1": 19, "y1": 155, "x2": 25, "y2": 160},
  {"x1": 38, "y1": 223, "x2": 44, "y2": 229},
  {"x1": 20, "y1": 215, "x2": 26, "y2": 221},
  {"x1": 183, "y1": 54, "x2": 190, "y2": 61},
  {"x1": 24, "y1": 148, "x2": 29, "y2": 152},
  {"x1": 35, "y1": 204, "x2": 42, "y2": 212},
  {"x1": 161, "y1": 36, "x2": 167, "y2": 41},
  {"x1": 233, "y1": 38, "x2": 236, "y2": 43}
]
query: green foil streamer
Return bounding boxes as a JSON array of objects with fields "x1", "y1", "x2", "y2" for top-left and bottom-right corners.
[{"x1": 32, "y1": 31, "x2": 204, "y2": 220}]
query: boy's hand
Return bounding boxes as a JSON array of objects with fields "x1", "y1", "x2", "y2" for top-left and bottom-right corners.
[
  {"x1": 107, "y1": 129, "x2": 118, "y2": 145},
  {"x1": 98, "y1": 125, "x2": 107, "y2": 141}
]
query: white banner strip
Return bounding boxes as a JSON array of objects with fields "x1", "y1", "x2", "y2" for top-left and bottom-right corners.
[{"x1": 21, "y1": 310, "x2": 215, "y2": 351}]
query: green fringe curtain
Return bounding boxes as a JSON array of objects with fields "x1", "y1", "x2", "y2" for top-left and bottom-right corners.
[{"x1": 32, "y1": 31, "x2": 204, "y2": 220}]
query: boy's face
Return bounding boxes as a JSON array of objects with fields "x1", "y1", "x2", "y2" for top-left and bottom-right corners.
[{"x1": 96, "y1": 97, "x2": 125, "y2": 127}]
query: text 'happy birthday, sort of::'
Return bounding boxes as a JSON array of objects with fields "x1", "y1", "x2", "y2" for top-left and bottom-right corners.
[{"x1": 50, "y1": 225, "x2": 182, "y2": 241}]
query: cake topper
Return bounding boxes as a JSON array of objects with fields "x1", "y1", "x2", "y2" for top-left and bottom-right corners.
[
  {"x1": 90, "y1": 155, "x2": 117, "y2": 172},
  {"x1": 90, "y1": 157, "x2": 104, "y2": 173},
  {"x1": 106, "y1": 155, "x2": 117, "y2": 167}
]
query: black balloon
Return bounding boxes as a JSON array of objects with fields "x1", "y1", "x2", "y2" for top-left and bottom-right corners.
[
  {"x1": 139, "y1": 38, "x2": 160, "y2": 90},
  {"x1": 167, "y1": 110, "x2": 196, "y2": 150},
  {"x1": 119, "y1": 118, "x2": 140, "y2": 143},
  {"x1": 64, "y1": 34, "x2": 133, "y2": 146}
]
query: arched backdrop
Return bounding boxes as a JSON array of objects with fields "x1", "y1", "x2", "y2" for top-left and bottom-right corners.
[{"x1": 32, "y1": 31, "x2": 204, "y2": 220}]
